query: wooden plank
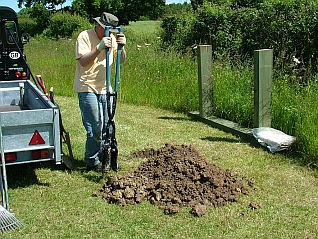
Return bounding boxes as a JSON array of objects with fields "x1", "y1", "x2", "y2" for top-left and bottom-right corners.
[{"x1": 188, "y1": 111, "x2": 259, "y2": 146}]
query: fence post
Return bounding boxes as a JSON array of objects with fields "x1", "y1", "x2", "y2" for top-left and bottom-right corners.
[
  {"x1": 197, "y1": 45, "x2": 213, "y2": 118},
  {"x1": 254, "y1": 49, "x2": 273, "y2": 128}
]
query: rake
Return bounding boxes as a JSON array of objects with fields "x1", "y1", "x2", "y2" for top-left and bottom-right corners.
[
  {"x1": 0, "y1": 114, "x2": 23, "y2": 232},
  {"x1": 0, "y1": 205, "x2": 23, "y2": 232}
]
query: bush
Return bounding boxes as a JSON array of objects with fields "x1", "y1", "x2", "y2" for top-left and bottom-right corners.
[
  {"x1": 44, "y1": 12, "x2": 92, "y2": 39},
  {"x1": 161, "y1": 0, "x2": 318, "y2": 77},
  {"x1": 29, "y1": 3, "x2": 51, "y2": 35},
  {"x1": 160, "y1": 14, "x2": 195, "y2": 53},
  {"x1": 18, "y1": 15, "x2": 38, "y2": 36}
]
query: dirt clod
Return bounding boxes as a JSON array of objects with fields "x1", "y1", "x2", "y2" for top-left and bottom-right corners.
[
  {"x1": 164, "y1": 202, "x2": 180, "y2": 215},
  {"x1": 192, "y1": 204, "x2": 207, "y2": 217},
  {"x1": 99, "y1": 143, "x2": 250, "y2": 216},
  {"x1": 249, "y1": 201, "x2": 261, "y2": 209}
]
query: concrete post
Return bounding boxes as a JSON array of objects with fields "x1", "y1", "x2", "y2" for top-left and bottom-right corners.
[
  {"x1": 197, "y1": 45, "x2": 213, "y2": 118},
  {"x1": 254, "y1": 49, "x2": 273, "y2": 128}
]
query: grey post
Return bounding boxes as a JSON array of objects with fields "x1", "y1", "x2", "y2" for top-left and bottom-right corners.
[
  {"x1": 197, "y1": 45, "x2": 213, "y2": 118},
  {"x1": 254, "y1": 49, "x2": 273, "y2": 128}
]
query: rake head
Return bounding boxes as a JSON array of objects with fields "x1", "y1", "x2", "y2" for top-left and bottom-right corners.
[{"x1": 0, "y1": 205, "x2": 23, "y2": 233}]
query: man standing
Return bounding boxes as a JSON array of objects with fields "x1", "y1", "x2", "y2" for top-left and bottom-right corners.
[{"x1": 73, "y1": 12, "x2": 126, "y2": 172}]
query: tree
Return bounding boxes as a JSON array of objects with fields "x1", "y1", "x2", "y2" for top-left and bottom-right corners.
[
  {"x1": 165, "y1": 2, "x2": 192, "y2": 16},
  {"x1": 28, "y1": 2, "x2": 51, "y2": 32},
  {"x1": 70, "y1": 0, "x2": 109, "y2": 22},
  {"x1": 190, "y1": 0, "x2": 204, "y2": 11},
  {"x1": 71, "y1": 0, "x2": 165, "y2": 25},
  {"x1": 18, "y1": 0, "x2": 66, "y2": 10}
]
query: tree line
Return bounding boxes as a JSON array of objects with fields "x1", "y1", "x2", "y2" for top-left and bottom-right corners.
[{"x1": 17, "y1": 0, "x2": 192, "y2": 25}]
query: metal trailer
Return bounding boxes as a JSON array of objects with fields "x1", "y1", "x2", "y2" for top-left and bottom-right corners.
[
  {"x1": 0, "y1": 7, "x2": 67, "y2": 218},
  {"x1": 0, "y1": 6, "x2": 64, "y2": 167},
  {"x1": 0, "y1": 80, "x2": 62, "y2": 166}
]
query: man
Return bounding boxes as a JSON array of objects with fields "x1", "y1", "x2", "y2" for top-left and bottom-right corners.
[{"x1": 73, "y1": 12, "x2": 127, "y2": 172}]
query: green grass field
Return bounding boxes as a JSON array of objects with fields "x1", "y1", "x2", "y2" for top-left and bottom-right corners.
[
  {"x1": 23, "y1": 20, "x2": 318, "y2": 165},
  {"x1": 2, "y1": 20, "x2": 318, "y2": 238},
  {"x1": 3, "y1": 96, "x2": 318, "y2": 238}
]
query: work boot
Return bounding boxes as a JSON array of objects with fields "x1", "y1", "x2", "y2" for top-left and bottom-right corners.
[
  {"x1": 103, "y1": 163, "x2": 111, "y2": 173},
  {"x1": 103, "y1": 163, "x2": 122, "y2": 173},
  {"x1": 86, "y1": 162, "x2": 103, "y2": 172},
  {"x1": 112, "y1": 163, "x2": 122, "y2": 172}
]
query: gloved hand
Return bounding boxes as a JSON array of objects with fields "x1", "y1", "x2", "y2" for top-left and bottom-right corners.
[
  {"x1": 116, "y1": 34, "x2": 126, "y2": 46},
  {"x1": 97, "y1": 37, "x2": 112, "y2": 51}
]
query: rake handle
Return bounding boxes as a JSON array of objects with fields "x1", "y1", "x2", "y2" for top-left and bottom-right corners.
[{"x1": 0, "y1": 114, "x2": 10, "y2": 211}]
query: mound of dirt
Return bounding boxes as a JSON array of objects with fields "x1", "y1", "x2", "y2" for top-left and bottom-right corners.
[{"x1": 98, "y1": 143, "x2": 250, "y2": 216}]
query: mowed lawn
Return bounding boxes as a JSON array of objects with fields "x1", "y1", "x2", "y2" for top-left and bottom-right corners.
[{"x1": 2, "y1": 94, "x2": 318, "y2": 239}]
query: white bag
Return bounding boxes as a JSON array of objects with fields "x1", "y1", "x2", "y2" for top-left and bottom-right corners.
[{"x1": 252, "y1": 127, "x2": 296, "y2": 153}]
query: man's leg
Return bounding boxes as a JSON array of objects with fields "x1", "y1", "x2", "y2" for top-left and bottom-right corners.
[{"x1": 78, "y1": 92, "x2": 103, "y2": 168}]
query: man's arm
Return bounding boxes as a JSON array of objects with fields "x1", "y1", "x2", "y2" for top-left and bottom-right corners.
[
  {"x1": 78, "y1": 47, "x2": 101, "y2": 67},
  {"x1": 120, "y1": 47, "x2": 126, "y2": 64},
  {"x1": 78, "y1": 37, "x2": 112, "y2": 67},
  {"x1": 117, "y1": 34, "x2": 127, "y2": 64}
]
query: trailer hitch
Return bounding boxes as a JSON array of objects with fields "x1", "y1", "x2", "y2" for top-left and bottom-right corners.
[{"x1": 102, "y1": 25, "x2": 123, "y2": 174}]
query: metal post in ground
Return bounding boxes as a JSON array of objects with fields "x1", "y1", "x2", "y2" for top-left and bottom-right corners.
[
  {"x1": 254, "y1": 49, "x2": 273, "y2": 128},
  {"x1": 197, "y1": 45, "x2": 213, "y2": 118}
]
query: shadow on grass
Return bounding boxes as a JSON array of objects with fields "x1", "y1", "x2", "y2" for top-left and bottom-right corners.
[
  {"x1": 70, "y1": 158, "x2": 111, "y2": 183},
  {"x1": 157, "y1": 116, "x2": 193, "y2": 121},
  {"x1": 201, "y1": 136, "x2": 241, "y2": 143},
  {"x1": 4, "y1": 157, "x2": 83, "y2": 189},
  {"x1": 5, "y1": 163, "x2": 50, "y2": 189},
  {"x1": 83, "y1": 173, "x2": 106, "y2": 184},
  {"x1": 4, "y1": 156, "x2": 118, "y2": 189}
]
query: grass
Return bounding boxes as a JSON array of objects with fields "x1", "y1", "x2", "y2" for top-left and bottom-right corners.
[
  {"x1": 24, "y1": 37, "x2": 76, "y2": 97},
  {"x1": 24, "y1": 20, "x2": 318, "y2": 166},
  {"x1": 3, "y1": 96, "x2": 318, "y2": 238},
  {"x1": 3, "y1": 20, "x2": 317, "y2": 237},
  {"x1": 24, "y1": 9, "x2": 318, "y2": 166}
]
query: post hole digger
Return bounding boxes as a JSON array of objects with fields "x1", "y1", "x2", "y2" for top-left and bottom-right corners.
[{"x1": 101, "y1": 24, "x2": 124, "y2": 174}]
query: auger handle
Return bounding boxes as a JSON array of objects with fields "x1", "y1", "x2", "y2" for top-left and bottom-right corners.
[
  {"x1": 105, "y1": 26, "x2": 111, "y2": 93},
  {"x1": 105, "y1": 26, "x2": 123, "y2": 93}
]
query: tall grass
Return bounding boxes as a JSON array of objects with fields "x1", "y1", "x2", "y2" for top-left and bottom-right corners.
[
  {"x1": 212, "y1": 62, "x2": 254, "y2": 128},
  {"x1": 23, "y1": 20, "x2": 318, "y2": 166},
  {"x1": 120, "y1": 21, "x2": 198, "y2": 112},
  {"x1": 25, "y1": 37, "x2": 76, "y2": 97}
]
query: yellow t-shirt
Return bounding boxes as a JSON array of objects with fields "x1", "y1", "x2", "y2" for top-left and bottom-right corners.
[{"x1": 73, "y1": 28, "x2": 117, "y2": 94}]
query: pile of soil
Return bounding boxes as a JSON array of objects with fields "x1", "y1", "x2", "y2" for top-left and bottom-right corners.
[{"x1": 98, "y1": 143, "x2": 251, "y2": 216}]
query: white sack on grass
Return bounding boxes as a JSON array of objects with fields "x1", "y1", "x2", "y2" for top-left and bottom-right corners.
[{"x1": 252, "y1": 127, "x2": 296, "y2": 153}]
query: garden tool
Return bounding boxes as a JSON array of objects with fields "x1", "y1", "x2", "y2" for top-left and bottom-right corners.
[
  {"x1": 0, "y1": 114, "x2": 23, "y2": 232},
  {"x1": 102, "y1": 25, "x2": 123, "y2": 174}
]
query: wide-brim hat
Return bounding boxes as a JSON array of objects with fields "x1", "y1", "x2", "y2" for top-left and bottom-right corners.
[{"x1": 94, "y1": 12, "x2": 119, "y2": 32}]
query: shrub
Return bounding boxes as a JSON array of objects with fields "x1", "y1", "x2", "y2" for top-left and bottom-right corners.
[
  {"x1": 29, "y1": 3, "x2": 51, "y2": 35},
  {"x1": 44, "y1": 12, "x2": 92, "y2": 39},
  {"x1": 18, "y1": 15, "x2": 38, "y2": 36},
  {"x1": 161, "y1": 0, "x2": 318, "y2": 77},
  {"x1": 160, "y1": 14, "x2": 195, "y2": 53}
]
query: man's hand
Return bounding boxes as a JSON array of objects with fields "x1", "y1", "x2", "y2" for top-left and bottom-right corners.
[
  {"x1": 116, "y1": 34, "x2": 126, "y2": 46},
  {"x1": 97, "y1": 37, "x2": 112, "y2": 51}
]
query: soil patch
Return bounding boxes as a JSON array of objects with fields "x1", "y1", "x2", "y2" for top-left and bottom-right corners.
[{"x1": 98, "y1": 143, "x2": 252, "y2": 216}]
